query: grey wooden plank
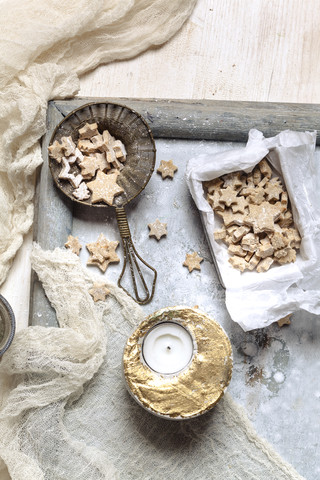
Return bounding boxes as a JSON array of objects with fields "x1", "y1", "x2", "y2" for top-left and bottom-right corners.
[
  {"x1": 52, "y1": 97, "x2": 320, "y2": 143},
  {"x1": 29, "y1": 104, "x2": 74, "y2": 327}
]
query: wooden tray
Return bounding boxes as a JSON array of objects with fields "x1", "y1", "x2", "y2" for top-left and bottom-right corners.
[
  {"x1": 30, "y1": 97, "x2": 320, "y2": 326},
  {"x1": 30, "y1": 97, "x2": 320, "y2": 479}
]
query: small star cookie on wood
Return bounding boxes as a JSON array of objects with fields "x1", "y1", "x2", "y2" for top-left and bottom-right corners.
[
  {"x1": 65, "y1": 235, "x2": 82, "y2": 255},
  {"x1": 183, "y1": 251, "x2": 203, "y2": 272},
  {"x1": 87, "y1": 170, "x2": 124, "y2": 205},
  {"x1": 89, "y1": 283, "x2": 110, "y2": 302},
  {"x1": 222, "y1": 172, "x2": 244, "y2": 190},
  {"x1": 148, "y1": 219, "x2": 167, "y2": 240},
  {"x1": 157, "y1": 160, "x2": 178, "y2": 179}
]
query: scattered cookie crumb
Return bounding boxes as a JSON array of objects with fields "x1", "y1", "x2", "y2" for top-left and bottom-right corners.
[
  {"x1": 148, "y1": 219, "x2": 167, "y2": 240},
  {"x1": 277, "y1": 314, "x2": 292, "y2": 327},
  {"x1": 65, "y1": 235, "x2": 82, "y2": 255},
  {"x1": 157, "y1": 160, "x2": 178, "y2": 179},
  {"x1": 89, "y1": 282, "x2": 110, "y2": 302},
  {"x1": 183, "y1": 251, "x2": 203, "y2": 272}
]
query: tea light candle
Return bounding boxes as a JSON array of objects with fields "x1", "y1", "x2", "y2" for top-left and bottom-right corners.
[
  {"x1": 142, "y1": 322, "x2": 194, "y2": 374},
  {"x1": 123, "y1": 306, "x2": 233, "y2": 420}
]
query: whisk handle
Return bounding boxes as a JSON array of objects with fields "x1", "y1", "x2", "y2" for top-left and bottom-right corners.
[{"x1": 115, "y1": 207, "x2": 157, "y2": 305}]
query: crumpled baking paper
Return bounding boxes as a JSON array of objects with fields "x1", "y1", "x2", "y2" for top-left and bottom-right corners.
[{"x1": 186, "y1": 129, "x2": 320, "y2": 331}]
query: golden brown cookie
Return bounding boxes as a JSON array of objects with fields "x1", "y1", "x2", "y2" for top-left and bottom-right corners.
[
  {"x1": 48, "y1": 140, "x2": 64, "y2": 163},
  {"x1": 157, "y1": 160, "x2": 178, "y2": 179},
  {"x1": 219, "y1": 186, "x2": 239, "y2": 207},
  {"x1": 244, "y1": 202, "x2": 283, "y2": 233},
  {"x1": 89, "y1": 283, "x2": 110, "y2": 302},
  {"x1": 87, "y1": 171, "x2": 124, "y2": 205},
  {"x1": 65, "y1": 235, "x2": 82, "y2": 255},
  {"x1": 79, "y1": 122, "x2": 99, "y2": 139},
  {"x1": 86, "y1": 234, "x2": 120, "y2": 272},
  {"x1": 148, "y1": 219, "x2": 167, "y2": 241},
  {"x1": 183, "y1": 252, "x2": 203, "y2": 272},
  {"x1": 60, "y1": 136, "x2": 76, "y2": 157},
  {"x1": 72, "y1": 182, "x2": 91, "y2": 201}
]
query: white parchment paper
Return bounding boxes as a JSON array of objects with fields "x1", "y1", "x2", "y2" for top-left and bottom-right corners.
[{"x1": 186, "y1": 129, "x2": 320, "y2": 331}]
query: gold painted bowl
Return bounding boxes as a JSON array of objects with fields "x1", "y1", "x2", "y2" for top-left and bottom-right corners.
[{"x1": 123, "y1": 306, "x2": 233, "y2": 420}]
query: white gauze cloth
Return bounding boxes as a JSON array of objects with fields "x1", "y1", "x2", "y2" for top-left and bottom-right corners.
[
  {"x1": 0, "y1": 0, "x2": 197, "y2": 285},
  {"x1": 0, "y1": 245, "x2": 305, "y2": 479}
]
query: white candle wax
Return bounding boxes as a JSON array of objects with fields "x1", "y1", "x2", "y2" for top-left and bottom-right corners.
[{"x1": 142, "y1": 322, "x2": 193, "y2": 374}]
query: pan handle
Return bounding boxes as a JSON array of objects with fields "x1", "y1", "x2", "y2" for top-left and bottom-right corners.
[{"x1": 115, "y1": 207, "x2": 157, "y2": 305}]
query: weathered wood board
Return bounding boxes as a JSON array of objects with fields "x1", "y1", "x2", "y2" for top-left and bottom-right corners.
[{"x1": 52, "y1": 97, "x2": 320, "y2": 143}]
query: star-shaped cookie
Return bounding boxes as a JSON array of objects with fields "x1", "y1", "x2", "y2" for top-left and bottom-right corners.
[
  {"x1": 148, "y1": 219, "x2": 167, "y2": 240},
  {"x1": 219, "y1": 186, "x2": 239, "y2": 207},
  {"x1": 86, "y1": 234, "x2": 120, "y2": 272},
  {"x1": 222, "y1": 172, "x2": 244, "y2": 190},
  {"x1": 265, "y1": 179, "x2": 283, "y2": 202},
  {"x1": 60, "y1": 136, "x2": 76, "y2": 157},
  {"x1": 89, "y1": 283, "x2": 110, "y2": 302},
  {"x1": 183, "y1": 251, "x2": 203, "y2": 272},
  {"x1": 216, "y1": 208, "x2": 246, "y2": 227},
  {"x1": 244, "y1": 201, "x2": 283, "y2": 234},
  {"x1": 65, "y1": 235, "x2": 82, "y2": 255},
  {"x1": 231, "y1": 196, "x2": 247, "y2": 214},
  {"x1": 48, "y1": 140, "x2": 64, "y2": 163},
  {"x1": 79, "y1": 122, "x2": 99, "y2": 139},
  {"x1": 157, "y1": 160, "x2": 178, "y2": 179},
  {"x1": 86, "y1": 170, "x2": 124, "y2": 205}
]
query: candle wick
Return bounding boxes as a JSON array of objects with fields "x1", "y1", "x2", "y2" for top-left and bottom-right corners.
[{"x1": 167, "y1": 346, "x2": 171, "y2": 351}]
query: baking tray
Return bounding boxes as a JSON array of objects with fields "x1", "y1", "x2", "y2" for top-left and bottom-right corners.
[{"x1": 30, "y1": 97, "x2": 320, "y2": 479}]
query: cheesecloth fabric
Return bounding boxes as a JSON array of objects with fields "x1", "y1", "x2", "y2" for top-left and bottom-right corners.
[
  {"x1": 0, "y1": 0, "x2": 197, "y2": 286},
  {"x1": 0, "y1": 245, "x2": 305, "y2": 479}
]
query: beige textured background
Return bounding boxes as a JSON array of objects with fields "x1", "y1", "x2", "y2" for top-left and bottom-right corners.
[{"x1": 2, "y1": 0, "x2": 320, "y2": 329}]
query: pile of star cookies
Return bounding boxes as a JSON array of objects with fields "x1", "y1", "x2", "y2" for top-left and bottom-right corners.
[
  {"x1": 48, "y1": 122, "x2": 126, "y2": 205},
  {"x1": 204, "y1": 159, "x2": 301, "y2": 273}
]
